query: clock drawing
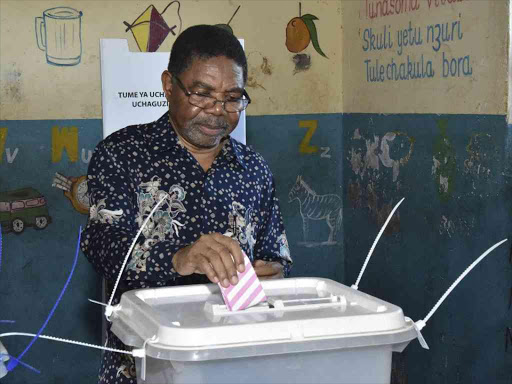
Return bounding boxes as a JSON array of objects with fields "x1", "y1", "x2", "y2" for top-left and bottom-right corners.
[{"x1": 52, "y1": 173, "x2": 90, "y2": 215}]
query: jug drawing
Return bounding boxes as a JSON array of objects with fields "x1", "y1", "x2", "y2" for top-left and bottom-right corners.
[{"x1": 35, "y1": 7, "x2": 83, "y2": 66}]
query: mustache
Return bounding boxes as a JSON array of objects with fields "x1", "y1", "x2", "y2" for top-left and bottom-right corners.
[{"x1": 191, "y1": 117, "x2": 229, "y2": 130}]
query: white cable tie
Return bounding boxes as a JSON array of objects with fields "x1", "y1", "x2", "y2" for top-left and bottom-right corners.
[
  {"x1": 107, "y1": 194, "x2": 169, "y2": 314},
  {"x1": 412, "y1": 238, "x2": 507, "y2": 350},
  {"x1": 353, "y1": 197, "x2": 405, "y2": 290},
  {"x1": 88, "y1": 298, "x2": 108, "y2": 307},
  {"x1": 104, "y1": 304, "x2": 121, "y2": 322},
  {"x1": 0, "y1": 332, "x2": 133, "y2": 355},
  {"x1": 88, "y1": 299, "x2": 119, "y2": 321},
  {"x1": 410, "y1": 318, "x2": 429, "y2": 350},
  {"x1": 132, "y1": 335, "x2": 158, "y2": 381}
]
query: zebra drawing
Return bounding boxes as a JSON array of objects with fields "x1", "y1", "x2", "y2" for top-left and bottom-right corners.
[{"x1": 289, "y1": 175, "x2": 342, "y2": 245}]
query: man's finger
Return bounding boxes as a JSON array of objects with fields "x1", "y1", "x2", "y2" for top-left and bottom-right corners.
[
  {"x1": 212, "y1": 233, "x2": 245, "y2": 272},
  {"x1": 204, "y1": 248, "x2": 232, "y2": 288},
  {"x1": 197, "y1": 256, "x2": 219, "y2": 284},
  {"x1": 209, "y1": 242, "x2": 240, "y2": 284}
]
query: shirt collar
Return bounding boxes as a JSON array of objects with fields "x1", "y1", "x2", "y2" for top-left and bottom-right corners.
[
  {"x1": 145, "y1": 112, "x2": 180, "y2": 153},
  {"x1": 146, "y1": 112, "x2": 247, "y2": 169},
  {"x1": 222, "y1": 137, "x2": 248, "y2": 169}
]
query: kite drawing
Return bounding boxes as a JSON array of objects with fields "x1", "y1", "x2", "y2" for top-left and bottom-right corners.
[{"x1": 123, "y1": 1, "x2": 182, "y2": 52}]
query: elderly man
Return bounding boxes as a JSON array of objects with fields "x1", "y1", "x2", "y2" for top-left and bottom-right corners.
[{"x1": 81, "y1": 25, "x2": 292, "y2": 383}]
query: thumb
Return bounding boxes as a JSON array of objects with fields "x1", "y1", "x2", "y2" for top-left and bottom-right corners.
[{"x1": 253, "y1": 259, "x2": 267, "y2": 267}]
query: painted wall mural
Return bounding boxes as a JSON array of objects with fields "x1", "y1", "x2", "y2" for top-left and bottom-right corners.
[
  {"x1": 52, "y1": 173, "x2": 90, "y2": 215},
  {"x1": 35, "y1": 7, "x2": 83, "y2": 67},
  {"x1": 432, "y1": 119, "x2": 456, "y2": 202},
  {"x1": 0, "y1": 188, "x2": 52, "y2": 235},
  {"x1": 123, "y1": 1, "x2": 182, "y2": 53},
  {"x1": 285, "y1": 2, "x2": 327, "y2": 58},
  {"x1": 215, "y1": 5, "x2": 241, "y2": 35},
  {"x1": 286, "y1": 2, "x2": 328, "y2": 74},
  {"x1": 289, "y1": 175, "x2": 342, "y2": 247},
  {"x1": 347, "y1": 126, "x2": 415, "y2": 232}
]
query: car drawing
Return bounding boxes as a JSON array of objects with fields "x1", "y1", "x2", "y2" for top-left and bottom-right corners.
[{"x1": 0, "y1": 188, "x2": 52, "y2": 234}]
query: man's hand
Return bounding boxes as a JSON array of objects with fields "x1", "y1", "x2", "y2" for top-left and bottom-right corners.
[
  {"x1": 253, "y1": 260, "x2": 284, "y2": 280},
  {"x1": 172, "y1": 233, "x2": 245, "y2": 288}
]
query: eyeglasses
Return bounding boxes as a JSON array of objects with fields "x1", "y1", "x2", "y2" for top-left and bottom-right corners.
[{"x1": 172, "y1": 75, "x2": 251, "y2": 113}]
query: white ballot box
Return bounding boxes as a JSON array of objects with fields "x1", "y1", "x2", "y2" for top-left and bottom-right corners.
[{"x1": 110, "y1": 278, "x2": 417, "y2": 384}]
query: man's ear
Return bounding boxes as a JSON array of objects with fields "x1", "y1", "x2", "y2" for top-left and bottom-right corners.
[{"x1": 161, "y1": 70, "x2": 173, "y2": 100}]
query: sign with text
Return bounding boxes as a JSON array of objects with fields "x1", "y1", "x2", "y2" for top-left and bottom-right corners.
[{"x1": 100, "y1": 39, "x2": 246, "y2": 143}]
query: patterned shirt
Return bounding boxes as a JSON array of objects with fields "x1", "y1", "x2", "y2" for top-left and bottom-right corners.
[{"x1": 80, "y1": 112, "x2": 292, "y2": 297}]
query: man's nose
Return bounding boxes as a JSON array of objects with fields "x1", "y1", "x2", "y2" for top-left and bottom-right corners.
[{"x1": 205, "y1": 100, "x2": 226, "y2": 116}]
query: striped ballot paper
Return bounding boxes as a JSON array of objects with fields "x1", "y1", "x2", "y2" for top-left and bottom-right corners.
[{"x1": 218, "y1": 253, "x2": 267, "y2": 311}]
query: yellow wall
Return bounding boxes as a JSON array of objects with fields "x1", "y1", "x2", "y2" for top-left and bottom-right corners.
[
  {"x1": 342, "y1": 0, "x2": 508, "y2": 115},
  {"x1": 0, "y1": 0, "x2": 342, "y2": 120}
]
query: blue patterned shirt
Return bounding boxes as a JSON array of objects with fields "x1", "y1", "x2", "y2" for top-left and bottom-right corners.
[{"x1": 81, "y1": 113, "x2": 292, "y2": 296}]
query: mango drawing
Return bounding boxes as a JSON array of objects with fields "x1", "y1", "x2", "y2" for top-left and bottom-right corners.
[{"x1": 285, "y1": 3, "x2": 327, "y2": 58}]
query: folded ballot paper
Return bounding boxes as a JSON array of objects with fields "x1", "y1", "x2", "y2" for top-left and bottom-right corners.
[{"x1": 218, "y1": 252, "x2": 267, "y2": 311}]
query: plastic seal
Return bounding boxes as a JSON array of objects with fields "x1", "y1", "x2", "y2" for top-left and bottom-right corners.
[
  {"x1": 131, "y1": 348, "x2": 145, "y2": 358},
  {"x1": 407, "y1": 238, "x2": 507, "y2": 352},
  {"x1": 104, "y1": 304, "x2": 121, "y2": 322},
  {"x1": 413, "y1": 320, "x2": 429, "y2": 350},
  {"x1": 133, "y1": 335, "x2": 159, "y2": 381}
]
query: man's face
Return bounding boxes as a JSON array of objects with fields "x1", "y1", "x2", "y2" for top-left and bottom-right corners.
[{"x1": 162, "y1": 56, "x2": 244, "y2": 150}]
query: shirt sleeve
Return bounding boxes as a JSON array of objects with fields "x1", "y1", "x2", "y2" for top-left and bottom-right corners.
[
  {"x1": 80, "y1": 140, "x2": 182, "y2": 283},
  {"x1": 253, "y1": 171, "x2": 293, "y2": 277}
]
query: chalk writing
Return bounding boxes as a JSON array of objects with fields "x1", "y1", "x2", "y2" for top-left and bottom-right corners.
[
  {"x1": 366, "y1": 0, "x2": 464, "y2": 20},
  {"x1": 5, "y1": 149, "x2": 18, "y2": 164},
  {"x1": 442, "y1": 52, "x2": 472, "y2": 77},
  {"x1": 366, "y1": 0, "x2": 420, "y2": 20},
  {"x1": 81, "y1": 149, "x2": 93, "y2": 164},
  {"x1": 362, "y1": 14, "x2": 471, "y2": 82},
  {"x1": 426, "y1": 17, "x2": 463, "y2": 52},
  {"x1": 320, "y1": 147, "x2": 331, "y2": 159},
  {"x1": 362, "y1": 26, "x2": 393, "y2": 52},
  {"x1": 365, "y1": 55, "x2": 434, "y2": 82},
  {"x1": 0, "y1": 127, "x2": 19, "y2": 165},
  {"x1": 397, "y1": 22, "x2": 423, "y2": 55},
  {"x1": 427, "y1": 0, "x2": 464, "y2": 10},
  {"x1": 297, "y1": 121, "x2": 332, "y2": 159}
]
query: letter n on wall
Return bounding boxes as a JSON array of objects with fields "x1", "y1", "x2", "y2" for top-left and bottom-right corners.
[{"x1": 52, "y1": 126, "x2": 78, "y2": 163}]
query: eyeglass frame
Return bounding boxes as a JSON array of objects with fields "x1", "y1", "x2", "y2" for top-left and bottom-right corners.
[{"x1": 171, "y1": 75, "x2": 251, "y2": 113}]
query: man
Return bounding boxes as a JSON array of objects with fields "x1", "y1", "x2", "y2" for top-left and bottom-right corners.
[{"x1": 81, "y1": 25, "x2": 292, "y2": 383}]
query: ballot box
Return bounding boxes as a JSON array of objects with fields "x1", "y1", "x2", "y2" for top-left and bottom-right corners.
[{"x1": 110, "y1": 278, "x2": 417, "y2": 384}]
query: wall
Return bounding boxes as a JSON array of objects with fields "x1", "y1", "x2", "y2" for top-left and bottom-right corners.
[
  {"x1": 0, "y1": 1, "x2": 343, "y2": 382},
  {"x1": 342, "y1": 0, "x2": 512, "y2": 383}
]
